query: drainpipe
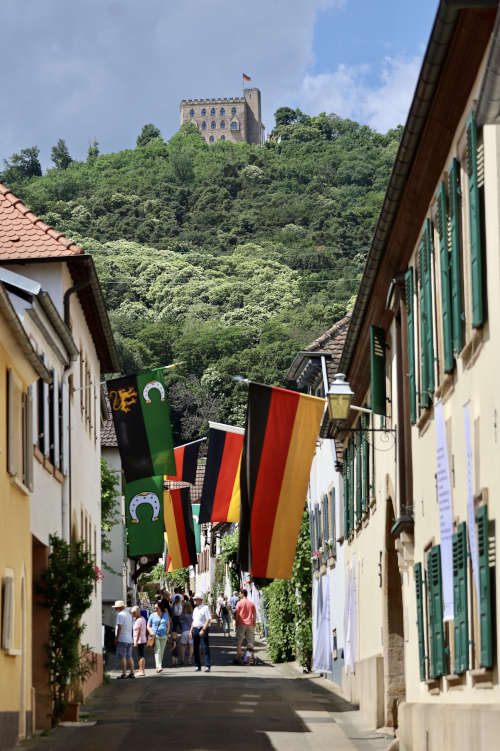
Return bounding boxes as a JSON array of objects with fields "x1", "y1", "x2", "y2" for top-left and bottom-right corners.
[{"x1": 62, "y1": 280, "x2": 91, "y2": 542}]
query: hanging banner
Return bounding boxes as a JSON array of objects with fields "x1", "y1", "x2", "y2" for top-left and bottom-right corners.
[
  {"x1": 199, "y1": 422, "x2": 244, "y2": 523},
  {"x1": 163, "y1": 488, "x2": 197, "y2": 570},
  {"x1": 238, "y1": 383, "x2": 324, "y2": 579},
  {"x1": 434, "y1": 401, "x2": 454, "y2": 621},
  {"x1": 344, "y1": 565, "x2": 352, "y2": 674},
  {"x1": 312, "y1": 574, "x2": 332, "y2": 673},
  {"x1": 350, "y1": 554, "x2": 357, "y2": 672},
  {"x1": 192, "y1": 503, "x2": 201, "y2": 554},
  {"x1": 463, "y1": 402, "x2": 480, "y2": 597},
  {"x1": 125, "y1": 475, "x2": 165, "y2": 557},
  {"x1": 107, "y1": 369, "x2": 175, "y2": 482},
  {"x1": 165, "y1": 438, "x2": 205, "y2": 485}
]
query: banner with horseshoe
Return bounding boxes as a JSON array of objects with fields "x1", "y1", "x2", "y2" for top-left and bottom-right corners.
[
  {"x1": 124, "y1": 475, "x2": 165, "y2": 557},
  {"x1": 107, "y1": 369, "x2": 175, "y2": 482}
]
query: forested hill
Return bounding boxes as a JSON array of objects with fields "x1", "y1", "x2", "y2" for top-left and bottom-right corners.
[{"x1": 2, "y1": 111, "x2": 401, "y2": 440}]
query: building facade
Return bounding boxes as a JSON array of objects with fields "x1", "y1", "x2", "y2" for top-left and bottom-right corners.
[
  {"x1": 0, "y1": 283, "x2": 50, "y2": 749},
  {"x1": 180, "y1": 88, "x2": 263, "y2": 145},
  {"x1": 335, "y1": 4, "x2": 500, "y2": 748}
]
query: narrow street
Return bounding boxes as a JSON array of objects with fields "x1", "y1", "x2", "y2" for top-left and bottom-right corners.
[{"x1": 23, "y1": 634, "x2": 392, "y2": 751}]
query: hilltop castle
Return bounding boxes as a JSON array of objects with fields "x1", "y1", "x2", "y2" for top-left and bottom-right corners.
[{"x1": 180, "y1": 88, "x2": 263, "y2": 145}]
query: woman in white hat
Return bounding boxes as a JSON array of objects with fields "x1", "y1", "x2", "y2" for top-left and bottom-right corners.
[{"x1": 189, "y1": 593, "x2": 212, "y2": 672}]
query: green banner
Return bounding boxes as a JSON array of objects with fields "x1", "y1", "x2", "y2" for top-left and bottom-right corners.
[
  {"x1": 192, "y1": 503, "x2": 201, "y2": 554},
  {"x1": 125, "y1": 475, "x2": 165, "y2": 557},
  {"x1": 108, "y1": 368, "x2": 175, "y2": 482}
]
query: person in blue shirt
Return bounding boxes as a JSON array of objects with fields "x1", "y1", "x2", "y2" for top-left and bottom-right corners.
[{"x1": 147, "y1": 602, "x2": 170, "y2": 673}]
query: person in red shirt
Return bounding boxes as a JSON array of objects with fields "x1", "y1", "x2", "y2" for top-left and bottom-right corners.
[{"x1": 235, "y1": 589, "x2": 256, "y2": 661}]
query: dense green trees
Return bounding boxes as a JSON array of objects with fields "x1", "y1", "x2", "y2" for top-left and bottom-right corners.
[
  {"x1": 51, "y1": 138, "x2": 73, "y2": 170},
  {"x1": 1, "y1": 145, "x2": 42, "y2": 183},
  {"x1": 1, "y1": 110, "x2": 400, "y2": 442}
]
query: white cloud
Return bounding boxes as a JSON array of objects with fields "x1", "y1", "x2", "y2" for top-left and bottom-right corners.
[{"x1": 298, "y1": 54, "x2": 422, "y2": 132}]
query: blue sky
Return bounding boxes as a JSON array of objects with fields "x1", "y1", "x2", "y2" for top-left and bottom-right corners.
[{"x1": 0, "y1": 0, "x2": 438, "y2": 169}]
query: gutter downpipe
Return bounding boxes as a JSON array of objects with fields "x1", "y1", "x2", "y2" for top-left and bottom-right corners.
[
  {"x1": 339, "y1": 1, "x2": 461, "y2": 378},
  {"x1": 62, "y1": 280, "x2": 91, "y2": 543}
]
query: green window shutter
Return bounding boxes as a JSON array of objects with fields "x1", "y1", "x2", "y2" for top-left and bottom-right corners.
[
  {"x1": 427, "y1": 545, "x2": 446, "y2": 678},
  {"x1": 370, "y1": 325, "x2": 386, "y2": 416},
  {"x1": 405, "y1": 268, "x2": 417, "y2": 424},
  {"x1": 448, "y1": 158, "x2": 464, "y2": 354},
  {"x1": 330, "y1": 488, "x2": 336, "y2": 548},
  {"x1": 414, "y1": 562, "x2": 427, "y2": 681},
  {"x1": 348, "y1": 439, "x2": 355, "y2": 533},
  {"x1": 418, "y1": 241, "x2": 430, "y2": 408},
  {"x1": 308, "y1": 509, "x2": 315, "y2": 556},
  {"x1": 453, "y1": 522, "x2": 469, "y2": 674},
  {"x1": 322, "y1": 494, "x2": 330, "y2": 542},
  {"x1": 343, "y1": 449, "x2": 349, "y2": 537},
  {"x1": 355, "y1": 429, "x2": 362, "y2": 523},
  {"x1": 477, "y1": 505, "x2": 493, "y2": 668},
  {"x1": 437, "y1": 182, "x2": 454, "y2": 373},
  {"x1": 362, "y1": 413, "x2": 369, "y2": 511},
  {"x1": 466, "y1": 112, "x2": 485, "y2": 328},
  {"x1": 419, "y1": 222, "x2": 435, "y2": 407}
]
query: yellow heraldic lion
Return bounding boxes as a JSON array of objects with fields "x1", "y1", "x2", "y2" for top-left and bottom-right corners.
[
  {"x1": 129, "y1": 491, "x2": 161, "y2": 523},
  {"x1": 109, "y1": 385, "x2": 138, "y2": 413}
]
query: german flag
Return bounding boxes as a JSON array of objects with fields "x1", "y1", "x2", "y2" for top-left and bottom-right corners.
[
  {"x1": 165, "y1": 438, "x2": 205, "y2": 485},
  {"x1": 163, "y1": 488, "x2": 197, "y2": 570},
  {"x1": 238, "y1": 383, "x2": 324, "y2": 580},
  {"x1": 199, "y1": 422, "x2": 244, "y2": 523}
]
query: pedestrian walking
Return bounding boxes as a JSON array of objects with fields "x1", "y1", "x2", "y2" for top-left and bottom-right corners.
[
  {"x1": 172, "y1": 593, "x2": 183, "y2": 633},
  {"x1": 220, "y1": 596, "x2": 231, "y2": 637},
  {"x1": 112, "y1": 600, "x2": 135, "y2": 679},
  {"x1": 131, "y1": 605, "x2": 147, "y2": 676},
  {"x1": 216, "y1": 593, "x2": 225, "y2": 629},
  {"x1": 189, "y1": 593, "x2": 211, "y2": 672},
  {"x1": 179, "y1": 598, "x2": 193, "y2": 665},
  {"x1": 235, "y1": 589, "x2": 257, "y2": 661},
  {"x1": 230, "y1": 590, "x2": 239, "y2": 629},
  {"x1": 147, "y1": 602, "x2": 171, "y2": 673}
]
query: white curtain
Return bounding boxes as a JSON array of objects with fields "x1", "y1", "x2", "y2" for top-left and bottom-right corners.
[{"x1": 312, "y1": 574, "x2": 332, "y2": 673}]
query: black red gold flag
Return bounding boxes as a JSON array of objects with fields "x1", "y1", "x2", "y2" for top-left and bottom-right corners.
[
  {"x1": 238, "y1": 383, "x2": 324, "y2": 580},
  {"x1": 165, "y1": 438, "x2": 205, "y2": 485},
  {"x1": 107, "y1": 369, "x2": 175, "y2": 482},
  {"x1": 199, "y1": 422, "x2": 244, "y2": 523},
  {"x1": 163, "y1": 487, "x2": 197, "y2": 570}
]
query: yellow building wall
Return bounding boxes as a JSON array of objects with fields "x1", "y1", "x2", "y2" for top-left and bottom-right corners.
[{"x1": 0, "y1": 325, "x2": 37, "y2": 742}]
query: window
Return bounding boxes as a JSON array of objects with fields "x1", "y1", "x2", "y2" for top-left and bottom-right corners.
[
  {"x1": 230, "y1": 121, "x2": 238, "y2": 130},
  {"x1": 201, "y1": 121, "x2": 207, "y2": 130},
  {"x1": 418, "y1": 220, "x2": 435, "y2": 408},
  {"x1": 1, "y1": 573, "x2": 14, "y2": 651},
  {"x1": 427, "y1": 545, "x2": 446, "y2": 678},
  {"x1": 466, "y1": 112, "x2": 487, "y2": 328},
  {"x1": 221, "y1": 135, "x2": 225, "y2": 141},
  {"x1": 220, "y1": 120, "x2": 225, "y2": 129},
  {"x1": 231, "y1": 107, "x2": 236, "y2": 115},
  {"x1": 210, "y1": 107, "x2": 215, "y2": 116},
  {"x1": 7, "y1": 368, "x2": 33, "y2": 491},
  {"x1": 189, "y1": 108, "x2": 195, "y2": 117},
  {"x1": 201, "y1": 108, "x2": 206, "y2": 116},
  {"x1": 209, "y1": 135, "x2": 214, "y2": 143},
  {"x1": 211, "y1": 121, "x2": 216, "y2": 129},
  {"x1": 220, "y1": 107, "x2": 225, "y2": 115},
  {"x1": 370, "y1": 325, "x2": 386, "y2": 416}
]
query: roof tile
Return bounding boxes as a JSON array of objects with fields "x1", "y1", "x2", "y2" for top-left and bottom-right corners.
[{"x1": 0, "y1": 181, "x2": 84, "y2": 260}]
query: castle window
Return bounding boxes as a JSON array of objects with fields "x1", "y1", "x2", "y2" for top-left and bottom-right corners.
[
  {"x1": 201, "y1": 108, "x2": 206, "y2": 116},
  {"x1": 209, "y1": 135, "x2": 215, "y2": 143},
  {"x1": 221, "y1": 135, "x2": 226, "y2": 141},
  {"x1": 231, "y1": 107, "x2": 236, "y2": 115},
  {"x1": 189, "y1": 108, "x2": 195, "y2": 117},
  {"x1": 220, "y1": 120, "x2": 225, "y2": 129},
  {"x1": 211, "y1": 108, "x2": 216, "y2": 116},
  {"x1": 220, "y1": 108, "x2": 225, "y2": 115},
  {"x1": 211, "y1": 121, "x2": 216, "y2": 129},
  {"x1": 230, "y1": 121, "x2": 238, "y2": 130},
  {"x1": 201, "y1": 121, "x2": 207, "y2": 129}
]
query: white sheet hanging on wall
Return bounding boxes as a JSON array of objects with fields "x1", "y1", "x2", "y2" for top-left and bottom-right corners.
[
  {"x1": 435, "y1": 401, "x2": 455, "y2": 621},
  {"x1": 344, "y1": 565, "x2": 352, "y2": 673},
  {"x1": 312, "y1": 574, "x2": 332, "y2": 673},
  {"x1": 349, "y1": 554, "x2": 357, "y2": 672}
]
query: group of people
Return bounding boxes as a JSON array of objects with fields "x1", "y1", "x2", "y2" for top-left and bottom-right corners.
[{"x1": 112, "y1": 588, "x2": 257, "y2": 677}]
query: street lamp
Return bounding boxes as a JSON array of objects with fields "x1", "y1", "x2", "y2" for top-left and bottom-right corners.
[{"x1": 326, "y1": 373, "x2": 354, "y2": 421}]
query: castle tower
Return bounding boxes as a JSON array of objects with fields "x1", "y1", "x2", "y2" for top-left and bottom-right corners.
[{"x1": 179, "y1": 89, "x2": 262, "y2": 145}]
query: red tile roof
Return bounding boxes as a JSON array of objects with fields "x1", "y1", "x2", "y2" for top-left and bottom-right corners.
[{"x1": 0, "y1": 182, "x2": 84, "y2": 259}]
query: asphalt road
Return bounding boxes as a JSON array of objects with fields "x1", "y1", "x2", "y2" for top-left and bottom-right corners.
[{"x1": 22, "y1": 632, "x2": 393, "y2": 751}]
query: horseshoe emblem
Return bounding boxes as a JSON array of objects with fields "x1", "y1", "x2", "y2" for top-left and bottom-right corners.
[
  {"x1": 142, "y1": 379, "x2": 166, "y2": 404},
  {"x1": 129, "y1": 492, "x2": 161, "y2": 523}
]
